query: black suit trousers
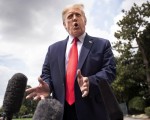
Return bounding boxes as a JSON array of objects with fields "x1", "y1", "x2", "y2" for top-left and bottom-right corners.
[{"x1": 63, "y1": 101, "x2": 78, "y2": 120}]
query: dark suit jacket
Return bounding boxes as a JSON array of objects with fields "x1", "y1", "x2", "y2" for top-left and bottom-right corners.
[{"x1": 41, "y1": 34, "x2": 116, "y2": 120}]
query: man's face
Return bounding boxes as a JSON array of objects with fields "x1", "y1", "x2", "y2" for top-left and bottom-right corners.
[{"x1": 63, "y1": 8, "x2": 86, "y2": 37}]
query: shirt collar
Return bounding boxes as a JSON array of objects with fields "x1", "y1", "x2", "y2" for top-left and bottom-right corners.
[{"x1": 68, "y1": 32, "x2": 86, "y2": 44}]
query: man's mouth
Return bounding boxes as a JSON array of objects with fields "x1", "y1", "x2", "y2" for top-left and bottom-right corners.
[
  {"x1": 73, "y1": 23, "x2": 79, "y2": 28},
  {"x1": 74, "y1": 23, "x2": 78, "y2": 27}
]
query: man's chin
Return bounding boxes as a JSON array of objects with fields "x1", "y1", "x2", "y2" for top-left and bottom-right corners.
[{"x1": 71, "y1": 31, "x2": 82, "y2": 37}]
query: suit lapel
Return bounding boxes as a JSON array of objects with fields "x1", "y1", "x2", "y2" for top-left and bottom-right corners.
[
  {"x1": 58, "y1": 38, "x2": 68, "y2": 82},
  {"x1": 78, "y1": 34, "x2": 94, "y2": 70},
  {"x1": 57, "y1": 35, "x2": 94, "y2": 80}
]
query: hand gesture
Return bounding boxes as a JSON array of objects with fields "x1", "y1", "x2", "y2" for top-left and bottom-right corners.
[
  {"x1": 26, "y1": 77, "x2": 50, "y2": 101},
  {"x1": 77, "y1": 69, "x2": 89, "y2": 97}
]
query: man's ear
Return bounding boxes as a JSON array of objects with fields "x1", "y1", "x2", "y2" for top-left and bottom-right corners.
[
  {"x1": 84, "y1": 17, "x2": 87, "y2": 25},
  {"x1": 63, "y1": 21, "x2": 67, "y2": 30}
]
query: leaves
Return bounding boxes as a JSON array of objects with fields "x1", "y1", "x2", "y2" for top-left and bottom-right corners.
[{"x1": 112, "y1": 1, "x2": 150, "y2": 103}]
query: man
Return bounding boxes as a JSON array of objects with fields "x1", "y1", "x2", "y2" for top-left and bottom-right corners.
[{"x1": 26, "y1": 3, "x2": 116, "y2": 120}]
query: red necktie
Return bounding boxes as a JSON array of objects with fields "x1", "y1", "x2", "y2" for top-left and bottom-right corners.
[{"x1": 66, "y1": 37, "x2": 78, "y2": 105}]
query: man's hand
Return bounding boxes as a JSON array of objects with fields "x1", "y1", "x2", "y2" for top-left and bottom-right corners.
[
  {"x1": 26, "y1": 77, "x2": 50, "y2": 101},
  {"x1": 77, "y1": 69, "x2": 89, "y2": 97}
]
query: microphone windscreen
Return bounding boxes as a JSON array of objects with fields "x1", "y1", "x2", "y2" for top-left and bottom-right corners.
[
  {"x1": 3, "y1": 73, "x2": 28, "y2": 115},
  {"x1": 33, "y1": 98, "x2": 63, "y2": 120}
]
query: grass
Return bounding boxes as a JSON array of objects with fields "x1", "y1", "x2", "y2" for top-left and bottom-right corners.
[{"x1": 13, "y1": 118, "x2": 32, "y2": 120}]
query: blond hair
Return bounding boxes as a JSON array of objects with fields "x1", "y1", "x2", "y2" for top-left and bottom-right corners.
[{"x1": 62, "y1": 3, "x2": 86, "y2": 22}]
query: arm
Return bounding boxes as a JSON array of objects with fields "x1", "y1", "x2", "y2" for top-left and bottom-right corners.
[{"x1": 40, "y1": 46, "x2": 54, "y2": 92}]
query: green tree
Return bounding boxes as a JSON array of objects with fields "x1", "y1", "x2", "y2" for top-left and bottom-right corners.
[
  {"x1": 112, "y1": 50, "x2": 147, "y2": 103},
  {"x1": 114, "y1": 1, "x2": 150, "y2": 97},
  {"x1": 19, "y1": 105, "x2": 28, "y2": 116},
  {"x1": 0, "y1": 107, "x2": 3, "y2": 117}
]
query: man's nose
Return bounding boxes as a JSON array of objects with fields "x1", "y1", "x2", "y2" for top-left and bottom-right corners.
[{"x1": 73, "y1": 14, "x2": 77, "y2": 21}]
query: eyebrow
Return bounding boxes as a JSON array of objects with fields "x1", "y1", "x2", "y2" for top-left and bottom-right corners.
[{"x1": 67, "y1": 12, "x2": 81, "y2": 16}]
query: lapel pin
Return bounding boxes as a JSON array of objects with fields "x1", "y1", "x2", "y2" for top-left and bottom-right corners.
[{"x1": 89, "y1": 40, "x2": 92, "y2": 43}]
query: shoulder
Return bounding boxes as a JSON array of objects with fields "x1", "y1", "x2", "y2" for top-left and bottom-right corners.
[
  {"x1": 48, "y1": 38, "x2": 68, "y2": 50},
  {"x1": 87, "y1": 34, "x2": 111, "y2": 46},
  {"x1": 50, "y1": 39, "x2": 67, "y2": 47},
  {"x1": 90, "y1": 35, "x2": 109, "y2": 43}
]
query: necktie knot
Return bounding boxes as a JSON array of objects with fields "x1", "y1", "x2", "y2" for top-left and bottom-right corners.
[{"x1": 73, "y1": 37, "x2": 78, "y2": 44}]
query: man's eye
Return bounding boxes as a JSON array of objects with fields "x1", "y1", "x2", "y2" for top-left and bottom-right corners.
[
  {"x1": 76, "y1": 14, "x2": 81, "y2": 17},
  {"x1": 67, "y1": 14, "x2": 73, "y2": 19}
]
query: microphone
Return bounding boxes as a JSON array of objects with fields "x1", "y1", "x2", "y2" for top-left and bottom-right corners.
[
  {"x1": 2, "y1": 73, "x2": 28, "y2": 120},
  {"x1": 33, "y1": 98, "x2": 63, "y2": 120}
]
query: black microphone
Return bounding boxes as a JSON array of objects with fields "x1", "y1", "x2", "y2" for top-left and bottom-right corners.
[
  {"x1": 2, "y1": 73, "x2": 28, "y2": 120},
  {"x1": 32, "y1": 98, "x2": 63, "y2": 120}
]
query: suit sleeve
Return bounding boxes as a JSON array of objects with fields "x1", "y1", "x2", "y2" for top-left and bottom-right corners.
[{"x1": 40, "y1": 46, "x2": 53, "y2": 92}]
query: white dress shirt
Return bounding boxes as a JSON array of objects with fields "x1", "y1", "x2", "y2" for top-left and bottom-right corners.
[{"x1": 65, "y1": 32, "x2": 86, "y2": 69}]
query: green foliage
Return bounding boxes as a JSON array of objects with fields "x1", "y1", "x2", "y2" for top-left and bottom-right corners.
[
  {"x1": 0, "y1": 107, "x2": 3, "y2": 113},
  {"x1": 128, "y1": 96, "x2": 145, "y2": 112},
  {"x1": 19, "y1": 105, "x2": 28, "y2": 116},
  {"x1": 115, "y1": 1, "x2": 150, "y2": 41},
  {"x1": 13, "y1": 118, "x2": 32, "y2": 120},
  {"x1": 145, "y1": 106, "x2": 150, "y2": 117},
  {"x1": 112, "y1": 51, "x2": 148, "y2": 103},
  {"x1": 112, "y1": 1, "x2": 150, "y2": 103}
]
